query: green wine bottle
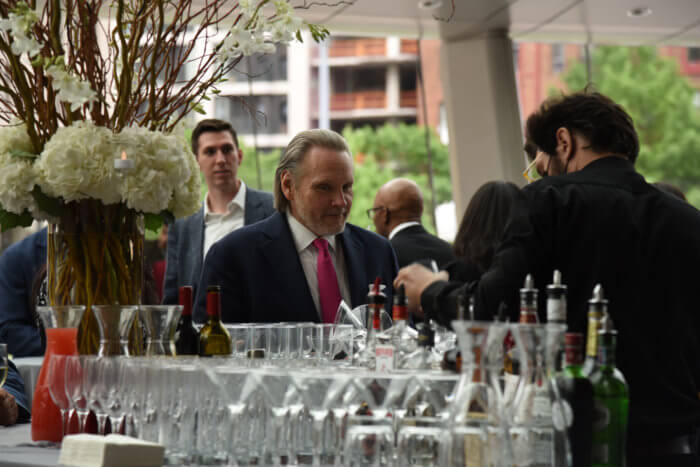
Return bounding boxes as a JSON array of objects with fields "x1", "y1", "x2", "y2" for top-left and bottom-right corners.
[
  {"x1": 590, "y1": 313, "x2": 629, "y2": 467},
  {"x1": 198, "y1": 285, "x2": 232, "y2": 357}
]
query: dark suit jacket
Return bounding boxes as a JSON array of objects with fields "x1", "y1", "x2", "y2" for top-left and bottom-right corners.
[
  {"x1": 5, "y1": 360, "x2": 30, "y2": 422},
  {"x1": 0, "y1": 229, "x2": 46, "y2": 357},
  {"x1": 163, "y1": 187, "x2": 275, "y2": 305},
  {"x1": 194, "y1": 212, "x2": 398, "y2": 323},
  {"x1": 390, "y1": 224, "x2": 455, "y2": 269},
  {"x1": 422, "y1": 157, "x2": 700, "y2": 441}
]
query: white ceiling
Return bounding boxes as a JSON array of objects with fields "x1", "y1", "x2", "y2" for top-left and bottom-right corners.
[{"x1": 295, "y1": 0, "x2": 700, "y2": 45}]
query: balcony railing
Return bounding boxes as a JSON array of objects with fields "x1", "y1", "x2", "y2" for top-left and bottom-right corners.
[
  {"x1": 330, "y1": 38, "x2": 386, "y2": 58},
  {"x1": 400, "y1": 90, "x2": 417, "y2": 108},
  {"x1": 330, "y1": 90, "x2": 386, "y2": 111},
  {"x1": 400, "y1": 39, "x2": 418, "y2": 55}
]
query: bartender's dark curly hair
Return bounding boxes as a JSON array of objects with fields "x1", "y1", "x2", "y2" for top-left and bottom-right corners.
[{"x1": 525, "y1": 89, "x2": 640, "y2": 163}]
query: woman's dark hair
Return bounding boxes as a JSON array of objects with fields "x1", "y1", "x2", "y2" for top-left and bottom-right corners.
[
  {"x1": 453, "y1": 181, "x2": 523, "y2": 273},
  {"x1": 525, "y1": 90, "x2": 640, "y2": 163}
]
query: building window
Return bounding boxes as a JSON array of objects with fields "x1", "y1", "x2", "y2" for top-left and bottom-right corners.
[
  {"x1": 551, "y1": 44, "x2": 565, "y2": 73},
  {"x1": 228, "y1": 44, "x2": 287, "y2": 82},
  {"x1": 215, "y1": 95, "x2": 288, "y2": 135},
  {"x1": 689, "y1": 47, "x2": 700, "y2": 63}
]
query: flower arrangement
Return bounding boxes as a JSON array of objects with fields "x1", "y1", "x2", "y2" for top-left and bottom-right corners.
[
  {"x1": 0, "y1": 0, "x2": 327, "y2": 353},
  {"x1": 0, "y1": 0, "x2": 326, "y2": 229}
]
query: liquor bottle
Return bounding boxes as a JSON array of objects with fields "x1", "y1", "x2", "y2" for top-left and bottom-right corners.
[
  {"x1": 556, "y1": 332, "x2": 594, "y2": 467},
  {"x1": 546, "y1": 270, "x2": 568, "y2": 374},
  {"x1": 382, "y1": 284, "x2": 417, "y2": 369},
  {"x1": 582, "y1": 284, "x2": 607, "y2": 376},
  {"x1": 589, "y1": 314, "x2": 628, "y2": 467},
  {"x1": 174, "y1": 286, "x2": 199, "y2": 355},
  {"x1": 198, "y1": 285, "x2": 232, "y2": 357},
  {"x1": 359, "y1": 278, "x2": 385, "y2": 369},
  {"x1": 399, "y1": 320, "x2": 438, "y2": 370},
  {"x1": 546, "y1": 270, "x2": 567, "y2": 325},
  {"x1": 519, "y1": 273, "x2": 539, "y2": 323}
]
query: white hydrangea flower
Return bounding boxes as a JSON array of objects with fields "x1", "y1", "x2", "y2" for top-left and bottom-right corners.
[
  {"x1": 36, "y1": 122, "x2": 120, "y2": 204},
  {"x1": 0, "y1": 5, "x2": 42, "y2": 57},
  {"x1": 46, "y1": 64, "x2": 97, "y2": 111},
  {"x1": 0, "y1": 124, "x2": 38, "y2": 214}
]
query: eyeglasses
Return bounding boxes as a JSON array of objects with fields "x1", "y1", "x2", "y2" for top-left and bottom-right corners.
[
  {"x1": 366, "y1": 206, "x2": 387, "y2": 219},
  {"x1": 522, "y1": 158, "x2": 538, "y2": 183}
]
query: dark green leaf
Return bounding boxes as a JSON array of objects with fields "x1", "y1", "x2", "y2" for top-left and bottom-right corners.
[
  {"x1": 31, "y1": 186, "x2": 63, "y2": 217},
  {"x1": 144, "y1": 212, "x2": 163, "y2": 233},
  {"x1": 0, "y1": 207, "x2": 33, "y2": 232},
  {"x1": 9, "y1": 149, "x2": 37, "y2": 160}
]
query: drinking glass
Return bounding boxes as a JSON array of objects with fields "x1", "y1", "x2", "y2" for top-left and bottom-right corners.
[
  {"x1": 139, "y1": 305, "x2": 182, "y2": 356},
  {"x1": 92, "y1": 305, "x2": 138, "y2": 356},
  {"x1": 47, "y1": 354, "x2": 71, "y2": 438},
  {"x1": 258, "y1": 370, "x2": 302, "y2": 465},
  {"x1": 396, "y1": 416, "x2": 448, "y2": 466},
  {"x1": 194, "y1": 363, "x2": 230, "y2": 465},
  {"x1": 205, "y1": 366, "x2": 259, "y2": 466},
  {"x1": 101, "y1": 356, "x2": 127, "y2": 435},
  {"x1": 121, "y1": 357, "x2": 147, "y2": 437},
  {"x1": 64, "y1": 355, "x2": 90, "y2": 433},
  {"x1": 0, "y1": 343, "x2": 7, "y2": 388},
  {"x1": 83, "y1": 356, "x2": 109, "y2": 435},
  {"x1": 292, "y1": 370, "x2": 351, "y2": 467},
  {"x1": 159, "y1": 362, "x2": 198, "y2": 465}
]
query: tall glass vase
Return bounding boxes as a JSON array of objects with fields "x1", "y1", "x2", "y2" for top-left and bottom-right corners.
[{"x1": 47, "y1": 200, "x2": 145, "y2": 355}]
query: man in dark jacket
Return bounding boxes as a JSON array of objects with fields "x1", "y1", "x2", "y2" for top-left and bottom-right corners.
[
  {"x1": 397, "y1": 91, "x2": 700, "y2": 466},
  {"x1": 370, "y1": 178, "x2": 454, "y2": 269}
]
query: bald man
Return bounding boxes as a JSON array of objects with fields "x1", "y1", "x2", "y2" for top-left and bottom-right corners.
[{"x1": 370, "y1": 178, "x2": 455, "y2": 269}]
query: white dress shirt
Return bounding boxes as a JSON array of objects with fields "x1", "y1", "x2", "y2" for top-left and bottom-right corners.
[
  {"x1": 203, "y1": 182, "x2": 247, "y2": 260},
  {"x1": 388, "y1": 221, "x2": 421, "y2": 240},
  {"x1": 287, "y1": 213, "x2": 352, "y2": 318}
]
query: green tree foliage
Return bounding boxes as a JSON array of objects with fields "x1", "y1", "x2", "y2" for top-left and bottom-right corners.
[
  {"x1": 562, "y1": 46, "x2": 700, "y2": 207},
  {"x1": 343, "y1": 123, "x2": 453, "y2": 233}
]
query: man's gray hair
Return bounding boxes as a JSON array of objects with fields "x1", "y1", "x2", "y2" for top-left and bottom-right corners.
[{"x1": 274, "y1": 129, "x2": 352, "y2": 212}]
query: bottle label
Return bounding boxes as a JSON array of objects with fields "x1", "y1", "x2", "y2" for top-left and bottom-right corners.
[
  {"x1": 585, "y1": 312, "x2": 602, "y2": 358},
  {"x1": 375, "y1": 345, "x2": 394, "y2": 372},
  {"x1": 546, "y1": 298, "x2": 566, "y2": 323}
]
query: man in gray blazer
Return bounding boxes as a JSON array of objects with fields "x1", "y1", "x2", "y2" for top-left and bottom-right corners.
[{"x1": 162, "y1": 119, "x2": 275, "y2": 304}]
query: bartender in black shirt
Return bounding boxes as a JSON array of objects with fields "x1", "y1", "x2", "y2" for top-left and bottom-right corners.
[{"x1": 396, "y1": 90, "x2": 700, "y2": 466}]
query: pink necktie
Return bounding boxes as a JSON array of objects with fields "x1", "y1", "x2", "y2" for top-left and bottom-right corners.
[{"x1": 313, "y1": 238, "x2": 342, "y2": 324}]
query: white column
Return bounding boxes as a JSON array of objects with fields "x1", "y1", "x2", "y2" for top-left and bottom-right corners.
[
  {"x1": 288, "y1": 32, "x2": 312, "y2": 136},
  {"x1": 386, "y1": 64, "x2": 400, "y2": 112},
  {"x1": 386, "y1": 36, "x2": 400, "y2": 58},
  {"x1": 440, "y1": 31, "x2": 525, "y2": 217}
]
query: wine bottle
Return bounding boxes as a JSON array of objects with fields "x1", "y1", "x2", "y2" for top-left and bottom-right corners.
[
  {"x1": 556, "y1": 332, "x2": 594, "y2": 467},
  {"x1": 589, "y1": 314, "x2": 628, "y2": 467},
  {"x1": 198, "y1": 285, "x2": 232, "y2": 357},
  {"x1": 175, "y1": 286, "x2": 199, "y2": 356}
]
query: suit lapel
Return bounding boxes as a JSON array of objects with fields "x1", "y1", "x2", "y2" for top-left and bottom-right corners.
[
  {"x1": 260, "y1": 213, "x2": 318, "y2": 322},
  {"x1": 190, "y1": 208, "x2": 204, "y2": 288},
  {"x1": 339, "y1": 227, "x2": 367, "y2": 308},
  {"x1": 244, "y1": 189, "x2": 261, "y2": 225}
]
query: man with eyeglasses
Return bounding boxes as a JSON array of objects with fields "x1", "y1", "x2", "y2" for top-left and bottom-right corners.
[
  {"x1": 397, "y1": 90, "x2": 700, "y2": 466},
  {"x1": 369, "y1": 178, "x2": 454, "y2": 269},
  {"x1": 162, "y1": 119, "x2": 275, "y2": 305}
]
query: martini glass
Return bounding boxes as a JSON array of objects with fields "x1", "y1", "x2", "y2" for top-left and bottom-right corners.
[{"x1": 291, "y1": 370, "x2": 352, "y2": 467}]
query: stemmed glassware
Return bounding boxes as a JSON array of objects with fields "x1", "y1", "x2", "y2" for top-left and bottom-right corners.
[
  {"x1": 139, "y1": 305, "x2": 182, "y2": 356},
  {"x1": 83, "y1": 356, "x2": 109, "y2": 435},
  {"x1": 257, "y1": 370, "x2": 301, "y2": 466},
  {"x1": 64, "y1": 355, "x2": 90, "y2": 434},
  {"x1": 47, "y1": 354, "x2": 71, "y2": 438},
  {"x1": 101, "y1": 357, "x2": 127, "y2": 435},
  {"x1": 292, "y1": 370, "x2": 351, "y2": 467},
  {"x1": 92, "y1": 305, "x2": 138, "y2": 356}
]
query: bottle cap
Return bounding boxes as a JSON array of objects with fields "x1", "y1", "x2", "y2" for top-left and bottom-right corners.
[
  {"x1": 588, "y1": 283, "x2": 608, "y2": 314},
  {"x1": 179, "y1": 286, "x2": 193, "y2": 316},
  {"x1": 367, "y1": 277, "x2": 386, "y2": 305},
  {"x1": 520, "y1": 273, "x2": 538, "y2": 302},
  {"x1": 546, "y1": 270, "x2": 567, "y2": 296}
]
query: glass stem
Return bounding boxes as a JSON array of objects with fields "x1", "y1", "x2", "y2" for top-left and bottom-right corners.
[
  {"x1": 77, "y1": 410, "x2": 88, "y2": 433},
  {"x1": 60, "y1": 408, "x2": 69, "y2": 438},
  {"x1": 312, "y1": 415, "x2": 325, "y2": 467},
  {"x1": 97, "y1": 413, "x2": 108, "y2": 435}
]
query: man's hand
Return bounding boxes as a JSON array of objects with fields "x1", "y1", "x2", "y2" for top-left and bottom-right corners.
[
  {"x1": 394, "y1": 263, "x2": 448, "y2": 319},
  {"x1": 0, "y1": 388, "x2": 18, "y2": 426}
]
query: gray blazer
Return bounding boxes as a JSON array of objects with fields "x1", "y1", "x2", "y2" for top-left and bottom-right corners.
[{"x1": 162, "y1": 187, "x2": 275, "y2": 304}]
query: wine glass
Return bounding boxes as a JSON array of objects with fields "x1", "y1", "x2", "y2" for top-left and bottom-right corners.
[
  {"x1": 47, "y1": 354, "x2": 71, "y2": 439},
  {"x1": 0, "y1": 343, "x2": 7, "y2": 388},
  {"x1": 258, "y1": 370, "x2": 304, "y2": 466},
  {"x1": 64, "y1": 355, "x2": 90, "y2": 433},
  {"x1": 101, "y1": 357, "x2": 127, "y2": 435},
  {"x1": 83, "y1": 356, "x2": 109, "y2": 435}
]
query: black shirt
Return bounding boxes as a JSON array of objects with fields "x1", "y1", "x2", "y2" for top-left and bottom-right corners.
[{"x1": 423, "y1": 157, "x2": 700, "y2": 441}]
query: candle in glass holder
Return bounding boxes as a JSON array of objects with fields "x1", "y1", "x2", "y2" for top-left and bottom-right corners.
[{"x1": 114, "y1": 151, "x2": 135, "y2": 171}]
